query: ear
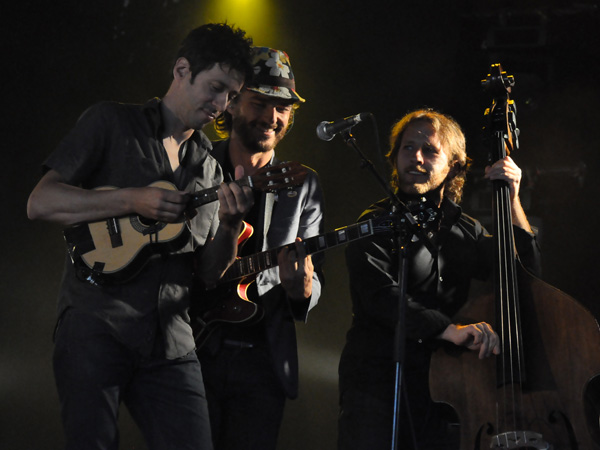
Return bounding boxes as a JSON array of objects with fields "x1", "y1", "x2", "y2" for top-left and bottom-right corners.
[{"x1": 173, "y1": 57, "x2": 191, "y2": 81}]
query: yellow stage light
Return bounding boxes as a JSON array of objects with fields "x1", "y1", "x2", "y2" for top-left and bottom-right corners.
[{"x1": 202, "y1": 0, "x2": 279, "y2": 46}]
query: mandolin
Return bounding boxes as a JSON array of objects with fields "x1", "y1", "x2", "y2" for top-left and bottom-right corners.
[{"x1": 63, "y1": 161, "x2": 307, "y2": 284}]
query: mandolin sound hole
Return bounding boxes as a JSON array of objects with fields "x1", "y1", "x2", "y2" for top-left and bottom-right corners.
[{"x1": 130, "y1": 216, "x2": 166, "y2": 235}]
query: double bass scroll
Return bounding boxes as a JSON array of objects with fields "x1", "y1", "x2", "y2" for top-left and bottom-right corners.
[{"x1": 429, "y1": 63, "x2": 600, "y2": 449}]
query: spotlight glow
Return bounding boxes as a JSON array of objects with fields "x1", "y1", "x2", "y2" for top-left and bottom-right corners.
[{"x1": 203, "y1": 0, "x2": 279, "y2": 46}]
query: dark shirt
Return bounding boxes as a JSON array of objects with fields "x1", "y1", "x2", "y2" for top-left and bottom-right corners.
[
  {"x1": 199, "y1": 139, "x2": 326, "y2": 398},
  {"x1": 204, "y1": 141, "x2": 270, "y2": 345},
  {"x1": 339, "y1": 196, "x2": 541, "y2": 391},
  {"x1": 44, "y1": 99, "x2": 223, "y2": 359}
]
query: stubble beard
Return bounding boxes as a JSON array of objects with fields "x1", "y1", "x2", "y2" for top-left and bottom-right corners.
[
  {"x1": 232, "y1": 116, "x2": 285, "y2": 154},
  {"x1": 397, "y1": 172, "x2": 447, "y2": 204}
]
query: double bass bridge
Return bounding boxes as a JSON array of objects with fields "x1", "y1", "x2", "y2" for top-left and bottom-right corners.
[{"x1": 491, "y1": 430, "x2": 551, "y2": 449}]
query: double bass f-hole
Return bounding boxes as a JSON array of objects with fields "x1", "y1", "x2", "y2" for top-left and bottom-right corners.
[{"x1": 429, "y1": 63, "x2": 600, "y2": 450}]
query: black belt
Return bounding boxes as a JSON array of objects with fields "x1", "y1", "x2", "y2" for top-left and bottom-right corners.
[{"x1": 222, "y1": 338, "x2": 258, "y2": 349}]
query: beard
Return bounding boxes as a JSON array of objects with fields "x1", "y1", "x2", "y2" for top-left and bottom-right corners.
[
  {"x1": 231, "y1": 115, "x2": 286, "y2": 154},
  {"x1": 396, "y1": 168, "x2": 450, "y2": 206}
]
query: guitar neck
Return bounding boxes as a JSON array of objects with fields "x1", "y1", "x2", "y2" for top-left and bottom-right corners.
[
  {"x1": 221, "y1": 218, "x2": 383, "y2": 283},
  {"x1": 189, "y1": 177, "x2": 252, "y2": 209}
]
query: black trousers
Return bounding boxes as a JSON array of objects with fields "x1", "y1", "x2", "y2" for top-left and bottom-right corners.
[
  {"x1": 53, "y1": 309, "x2": 212, "y2": 450},
  {"x1": 338, "y1": 365, "x2": 459, "y2": 450},
  {"x1": 199, "y1": 343, "x2": 286, "y2": 450}
]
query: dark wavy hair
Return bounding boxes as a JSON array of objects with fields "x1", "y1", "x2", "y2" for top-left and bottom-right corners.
[
  {"x1": 386, "y1": 109, "x2": 472, "y2": 203},
  {"x1": 174, "y1": 23, "x2": 254, "y2": 84}
]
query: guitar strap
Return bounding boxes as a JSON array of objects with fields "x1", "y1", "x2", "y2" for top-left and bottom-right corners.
[
  {"x1": 261, "y1": 155, "x2": 279, "y2": 251},
  {"x1": 63, "y1": 224, "x2": 96, "y2": 260},
  {"x1": 262, "y1": 192, "x2": 275, "y2": 250}
]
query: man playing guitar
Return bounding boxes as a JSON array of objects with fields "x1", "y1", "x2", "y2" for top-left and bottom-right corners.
[{"x1": 194, "y1": 47, "x2": 325, "y2": 450}]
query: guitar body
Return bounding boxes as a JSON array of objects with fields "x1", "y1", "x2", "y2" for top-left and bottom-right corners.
[
  {"x1": 192, "y1": 276, "x2": 265, "y2": 348},
  {"x1": 192, "y1": 221, "x2": 264, "y2": 347}
]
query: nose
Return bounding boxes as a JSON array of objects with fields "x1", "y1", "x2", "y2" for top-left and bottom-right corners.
[
  {"x1": 260, "y1": 105, "x2": 278, "y2": 127},
  {"x1": 213, "y1": 92, "x2": 229, "y2": 114},
  {"x1": 410, "y1": 147, "x2": 425, "y2": 164}
]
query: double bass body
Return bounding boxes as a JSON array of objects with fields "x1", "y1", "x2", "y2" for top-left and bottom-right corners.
[{"x1": 430, "y1": 265, "x2": 600, "y2": 449}]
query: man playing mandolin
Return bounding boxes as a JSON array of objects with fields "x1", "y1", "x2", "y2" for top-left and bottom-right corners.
[
  {"x1": 27, "y1": 23, "x2": 256, "y2": 450},
  {"x1": 337, "y1": 109, "x2": 541, "y2": 449},
  {"x1": 192, "y1": 47, "x2": 325, "y2": 450}
]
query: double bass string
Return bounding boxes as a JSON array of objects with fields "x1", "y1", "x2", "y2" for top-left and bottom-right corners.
[{"x1": 493, "y1": 134, "x2": 526, "y2": 438}]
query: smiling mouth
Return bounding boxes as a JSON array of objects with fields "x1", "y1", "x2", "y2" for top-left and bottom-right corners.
[
  {"x1": 256, "y1": 125, "x2": 279, "y2": 138},
  {"x1": 203, "y1": 108, "x2": 218, "y2": 120}
]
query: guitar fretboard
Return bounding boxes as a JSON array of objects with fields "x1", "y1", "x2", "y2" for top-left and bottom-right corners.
[{"x1": 221, "y1": 217, "x2": 394, "y2": 283}]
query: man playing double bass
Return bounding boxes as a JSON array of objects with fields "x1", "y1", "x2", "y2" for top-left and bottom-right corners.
[{"x1": 337, "y1": 108, "x2": 541, "y2": 449}]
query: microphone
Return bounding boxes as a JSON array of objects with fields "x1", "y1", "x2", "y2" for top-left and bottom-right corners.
[{"x1": 316, "y1": 112, "x2": 371, "y2": 141}]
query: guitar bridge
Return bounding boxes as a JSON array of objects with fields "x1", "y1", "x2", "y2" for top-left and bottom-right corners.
[{"x1": 106, "y1": 217, "x2": 123, "y2": 248}]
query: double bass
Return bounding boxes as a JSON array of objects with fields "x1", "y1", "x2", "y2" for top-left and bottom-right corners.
[{"x1": 429, "y1": 64, "x2": 600, "y2": 449}]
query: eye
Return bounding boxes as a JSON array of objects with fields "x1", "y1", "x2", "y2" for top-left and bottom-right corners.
[
  {"x1": 277, "y1": 105, "x2": 292, "y2": 114},
  {"x1": 251, "y1": 101, "x2": 268, "y2": 111},
  {"x1": 423, "y1": 144, "x2": 439, "y2": 154},
  {"x1": 210, "y1": 83, "x2": 225, "y2": 94}
]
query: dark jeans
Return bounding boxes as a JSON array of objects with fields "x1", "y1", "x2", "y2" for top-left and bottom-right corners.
[
  {"x1": 53, "y1": 309, "x2": 212, "y2": 450},
  {"x1": 199, "y1": 343, "x2": 286, "y2": 450}
]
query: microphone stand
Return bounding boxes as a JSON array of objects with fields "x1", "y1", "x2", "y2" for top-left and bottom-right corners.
[{"x1": 340, "y1": 129, "x2": 436, "y2": 450}]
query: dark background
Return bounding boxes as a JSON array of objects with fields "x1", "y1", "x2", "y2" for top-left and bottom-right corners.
[{"x1": 3, "y1": 0, "x2": 600, "y2": 448}]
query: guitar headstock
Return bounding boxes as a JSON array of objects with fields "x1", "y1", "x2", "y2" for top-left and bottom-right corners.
[{"x1": 251, "y1": 161, "x2": 308, "y2": 192}]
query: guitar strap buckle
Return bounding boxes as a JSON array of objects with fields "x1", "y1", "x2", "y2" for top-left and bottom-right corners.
[{"x1": 74, "y1": 262, "x2": 108, "y2": 287}]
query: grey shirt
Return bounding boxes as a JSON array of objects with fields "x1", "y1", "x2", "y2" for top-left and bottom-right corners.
[{"x1": 45, "y1": 98, "x2": 222, "y2": 359}]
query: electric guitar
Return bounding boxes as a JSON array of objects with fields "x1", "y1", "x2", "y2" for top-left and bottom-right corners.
[
  {"x1": 192, "y1": 198, "x2": 440, "y2": 347},
  {"x1": 63, "y1": 161, "x2": 308, "y2": 284}
]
